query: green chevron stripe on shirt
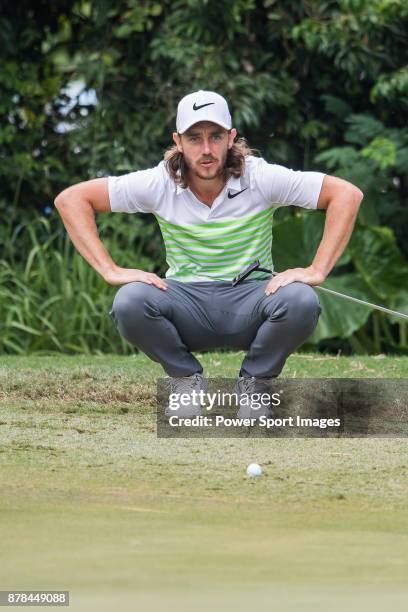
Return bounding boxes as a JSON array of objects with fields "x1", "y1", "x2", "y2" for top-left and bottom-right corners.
[{"x1": 155, "y1": 208, "x2": 274, "y2": 281}]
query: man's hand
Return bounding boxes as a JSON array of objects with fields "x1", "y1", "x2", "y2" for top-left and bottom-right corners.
[
  {"x1": 103, "y1": 266, "x2": 168, "y2": 290},
  {"x1": 265, "y1": 265, "x2": 325, "y2": 296}
]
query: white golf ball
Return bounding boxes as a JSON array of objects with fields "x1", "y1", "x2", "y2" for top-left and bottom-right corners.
[{"x1": 247, "y1": 463, "x2": 262, "y2": 478}]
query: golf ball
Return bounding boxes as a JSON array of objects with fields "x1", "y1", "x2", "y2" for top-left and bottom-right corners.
[{"x1": 247, "y1": 463, "x2": 262, "y2": 478}]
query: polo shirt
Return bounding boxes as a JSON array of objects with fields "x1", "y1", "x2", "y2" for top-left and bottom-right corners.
[{"x1": 108, "y1": 155, "x2": 325, "y2": 282}]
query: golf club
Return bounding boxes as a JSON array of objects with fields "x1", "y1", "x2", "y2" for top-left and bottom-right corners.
[{"x1": 232, "y1": 260, "x2": 408, "y2": 321}]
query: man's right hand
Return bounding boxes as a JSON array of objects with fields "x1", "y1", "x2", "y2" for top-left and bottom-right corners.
[
  {"x1": 53, "y1": 182, "x2": 168, "y2": 291},
  {"x1": 103, "y1": 266, "x2": 168, "y2": 290}
]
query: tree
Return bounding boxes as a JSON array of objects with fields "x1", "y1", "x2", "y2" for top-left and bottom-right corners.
[{"x1": 1, "y1": 0, "x2": 407, "y2": 353}]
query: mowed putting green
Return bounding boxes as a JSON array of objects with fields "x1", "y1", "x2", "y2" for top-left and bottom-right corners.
[{"x1": 1, "y1": 352, "x2": 408, "y2": 612}]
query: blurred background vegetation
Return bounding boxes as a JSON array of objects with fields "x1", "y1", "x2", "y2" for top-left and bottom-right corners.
[{"x1": 1, "y1": 0, "x2": 407, "y2": 355}]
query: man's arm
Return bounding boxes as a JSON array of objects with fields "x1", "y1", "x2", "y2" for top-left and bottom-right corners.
[
  {"x1": 265, "y1": 175, "x2": 363, "y2": 295},
  {"x1": 54, "y1": 178, "x2": 167, "y2": 289}
]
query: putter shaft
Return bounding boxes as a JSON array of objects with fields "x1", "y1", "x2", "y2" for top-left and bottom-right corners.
[
  {"x1": 233, "y1": 261, "x2": 408, "y2": 321},
  {"x1": 270, "y1": 272, "x2": 408, "y2": 321},
  {"x1": 315, "y1": 285, "x2": 408, "y2": 320}
]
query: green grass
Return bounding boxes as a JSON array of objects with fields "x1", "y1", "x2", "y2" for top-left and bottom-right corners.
[{"x1": 1, "y1": 352, "x2": 408, "y2": 611}]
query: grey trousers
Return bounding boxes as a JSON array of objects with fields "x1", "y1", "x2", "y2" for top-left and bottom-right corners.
[{"x1": 110, "y1": 279, "x2": 321, "y2": 378}]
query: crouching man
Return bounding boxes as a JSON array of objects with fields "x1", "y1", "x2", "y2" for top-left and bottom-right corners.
[{"x1": 54, "y1": 90, "x2": 363, "y2": 418}]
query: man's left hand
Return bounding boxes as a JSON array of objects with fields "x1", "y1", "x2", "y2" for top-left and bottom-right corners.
[{"x1": 265, "y1": 265, "x2": 326, "y2": 296}]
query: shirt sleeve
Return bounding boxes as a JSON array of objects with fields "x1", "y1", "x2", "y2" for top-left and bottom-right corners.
[
  {"x1": 253, "y1": 158, "x2": 325, "y2": 209},
  {"x1": 107, "y1": 163, "x2": 166, "y2": 213}
]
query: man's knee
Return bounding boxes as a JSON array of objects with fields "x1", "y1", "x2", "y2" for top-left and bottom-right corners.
[
  {"x1": 290, "y1": 282, "x2": 320, "y2": 317},
  {"x1": 110, "y1": 281, "x2": 160, "y2": 328},
  {"x1": 286, "y1": 283, "x2": 321, "y2": 332},
  {"x1": 265, "y1": 282, "x2": 321, "y2": 326}
]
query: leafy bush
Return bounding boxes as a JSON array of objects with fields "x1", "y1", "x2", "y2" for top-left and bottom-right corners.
[
  {"x1": 273, "y1": 211, "x2": 408, "y2": 354},
  {"x1": 1, "y1": 1, "x2": 408, "y2": 354},
  {"x1": 0, "y1": 211, "x2": 165, "y2": 354}
]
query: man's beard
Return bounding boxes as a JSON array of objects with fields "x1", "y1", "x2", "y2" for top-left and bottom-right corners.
[
  {"x1": 193, "y1": 166, "x2": 222, "y2": 180},
  {"x1": 183, "y1": 153, "x2": 227, "y2": 181}
]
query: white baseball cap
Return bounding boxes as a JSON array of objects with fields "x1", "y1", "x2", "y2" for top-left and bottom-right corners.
[{"x1": 176, "y1": 90, "x2": 232, "y2": 134}]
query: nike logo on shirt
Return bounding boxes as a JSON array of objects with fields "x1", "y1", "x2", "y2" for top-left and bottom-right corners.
[
  {"x1": 227, "y1": 188, "x2": 248, "y2": 199},
  {"x1": 193, "y1": 102, "x2": 215, "y2": 111}
]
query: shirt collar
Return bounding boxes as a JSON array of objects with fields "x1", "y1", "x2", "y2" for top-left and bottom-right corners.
[
  {"x1": 225, "y1": 175, "x2": 243, "y2": 193},
  {"x1": 175, "y1": 174, "x2": 242, "y2": 196},
  {"x1": 175, "y1": 182, "x2": 187, "y2": 195}
]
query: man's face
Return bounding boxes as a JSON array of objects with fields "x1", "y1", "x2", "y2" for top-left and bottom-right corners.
[{"x1": 173, "y1": 121, "x2": 237, "y2": 181}]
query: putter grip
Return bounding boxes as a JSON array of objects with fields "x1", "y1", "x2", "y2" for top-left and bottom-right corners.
[{"x1": 232, "y1": 260, "x2": 272, "y2": 286}]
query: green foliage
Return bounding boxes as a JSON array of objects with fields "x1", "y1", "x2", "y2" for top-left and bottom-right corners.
[
  {"x1": 273, "y1": 211, "x2": 408, "y2": 354},
  {"x1": 315, "y1": 113, "x2": 408, "y2": 250},
  {"x1": 372, "y1": 66, "x2": 408, "y2": 104},
  {"x1": 1, "y1": 0, "x2": 408, "y2": 353},
  {"x1": 0, "y1": 212, "x2": 164, "y2": 354}
]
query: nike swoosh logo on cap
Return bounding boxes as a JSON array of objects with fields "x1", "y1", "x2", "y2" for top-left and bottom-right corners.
[
  {"x1": 227, "y1": 188, "x2": 248, "y2": 199},
  {"x1": 193, "y1": 102, "x2": 215, "y2": 111}
]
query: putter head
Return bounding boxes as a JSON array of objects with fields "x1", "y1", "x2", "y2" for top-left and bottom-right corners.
[{"x1": 232, "y1": 260, "x2": 261, "y2": 286}]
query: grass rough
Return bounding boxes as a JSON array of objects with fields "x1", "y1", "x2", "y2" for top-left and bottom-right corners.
[{"x1": 1, "y1": 352, "x2": 408, "y2": 612}]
